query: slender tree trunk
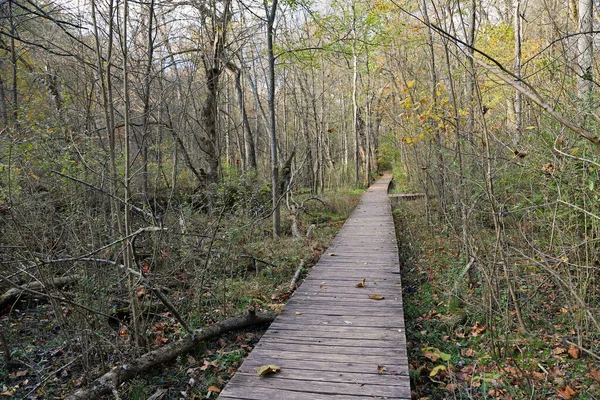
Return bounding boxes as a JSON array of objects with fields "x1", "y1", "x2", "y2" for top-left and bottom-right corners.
[
  {"x1": 0, "y1": 65, "x2": 7, "y2": 128},
  {"x1": 266, "y1": 0, "x2": 280, "y2": 237},
  {"x1": 577, "y1": 0, "x2": 593, "y2": 114},
  {"x1": 141, "y1": 0, "x2": 156, "y2": 201},
  {"x1": 466, "y1": 0, "x2": 477, "y2": 140},
  {"x1": 228, "y1": 62, "x2": 256, "y2": 170},
  {"x1": 513, "y1": 0, "x2": 522, "y2": 141},
  {"x1": 9, "y1": 0, "x2": 18, "y2": 123},
  {"x1": 91, "y1": 0, "x2": 122, "y2": 234},
  {"x1": 123, "y1": 0, "x2": 144, "y2": 349},
  {"x1": 352, "y1": 2, "x2": 360, "y2": 187}
]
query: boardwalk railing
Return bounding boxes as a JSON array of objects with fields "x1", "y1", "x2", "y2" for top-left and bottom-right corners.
[{"x1": 219, "y1": 174, "x2": 410, "y2": 399}]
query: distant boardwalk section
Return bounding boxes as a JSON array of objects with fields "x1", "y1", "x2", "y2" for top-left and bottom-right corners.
[{"x1": 219, "y1": 174, "x2": 411, "y2": 399}]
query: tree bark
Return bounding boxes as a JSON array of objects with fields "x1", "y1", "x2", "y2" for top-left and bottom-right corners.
[
  {"x1": 577, "y1": 0, "x2": 593, "y2": 109},
  {"x1": 266, "y1": 0, "x2": 281, "y2": 237},
  {"x1": 0, "y1": 275, "x2": 81, "y2": 312}
]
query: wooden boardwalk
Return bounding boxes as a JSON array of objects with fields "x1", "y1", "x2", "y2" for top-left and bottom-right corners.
[{"x1": 219, "y1": 174, "x2": 410, "y2": 399}]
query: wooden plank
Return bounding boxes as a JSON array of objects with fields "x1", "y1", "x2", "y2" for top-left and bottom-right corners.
[{"x1": 218, "y1": 174, "x2": 410, "y2": 400}]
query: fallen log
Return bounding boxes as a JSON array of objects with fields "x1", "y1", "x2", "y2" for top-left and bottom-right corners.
[
  {"x1": 0, "y1": 275, "x2": 80, "y2": 311},
  {"x1": 67, "y1": 310, "x2": 277, "y2": 400}
]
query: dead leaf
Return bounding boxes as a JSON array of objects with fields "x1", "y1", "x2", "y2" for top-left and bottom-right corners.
[
  {"x1": 567, "y1": 345, "x2": 580, "y2": 359},
  {"x1": 356, "y1": 278, "x2": 366, "y2": 288},
  {"x1": 207, "y1": 386, "x2": 221, "y2": 393},
  {"x1": 136, "y1": 286, "x2": 147, "y2": 298},
  {"x1": 445, "y1": 383, "x2": 457, "y2": 392},
  {"x1": 369, "y1": 294, "x2": 385, "y2": 300},
  {"x1": 586, "y1": 369, "x2": 600, "y2": 382},
  {"x1": 557, "y1": 385, "x2": 576, "y2": 400},
  {"x1": 295, "y1": 312, "x2": 301, "y2": 315},
  {"x1": 377, "y1": 365, "x2": 387, "y2": 374},
  {"x1": 256, "y1": 365, "x2": 281, "y2": 376},
  {"x1": 461, "y1": 348, "x2": 475, "y2": 358},
  {"x1": 470, "y1": 322, "x2": 486, "y2": 336},
  {"x1": 268, "y1": 303, "x2": 285, "y2": 312},
  {"x1": 554, "y1": 347, "x2": 567, "y2": 356},
  {"x1": 423, "y1": 347, "x2": 452, "y2": 362}
]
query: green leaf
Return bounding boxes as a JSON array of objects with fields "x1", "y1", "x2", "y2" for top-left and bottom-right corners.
[{"x1": 430, "y1": 365, "x2": 446, "y2": 376}]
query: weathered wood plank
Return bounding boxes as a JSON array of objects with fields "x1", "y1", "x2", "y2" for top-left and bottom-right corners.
[{"x1": 218, "y1": 174, "x2": 411, "y2": 400}]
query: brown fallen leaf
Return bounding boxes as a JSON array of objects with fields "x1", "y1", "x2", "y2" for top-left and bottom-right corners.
[
  {"x1": 461, "y1": 348, "x2": 475, "y2": 358},
  {"x1": 256, "y1": 365, "x2": 281, "y2": 376},
  {"x1": 377, "y1": 364, "x2": 387, "y2": 374},
  {"x1": 356, "y1": 278, "x2": 366, "y2": 288},
  {"x1": 470, "y1": 322, "x2": 486, "y2": 336},
  {"x1": 207, "y1": 386, "x2": 221, "y2": 393},
  {"x1": 369, "y1": 294, "x2": 385, "y2": 300},
  {"x1": 295, "y1": 312, "x2": 302, "y2": 315},
  {"x1": 554, "y1": 347, "x2": 567, "y2": 356},
  {"x1": 587, "y1": 369, "x2": 600, "y2": 382},
  {"x1": 423, "y1": 350, "x2": 439, "y2": 362},
  {"x1": 446, "y1": 383, "x2": 457, "y2": 392},
  {"x1": 567, "y1": 345, "x2": 580, "y2": 359},
  {"x1": 557, "y1": 385, "x2": 576, "y2": 400}
]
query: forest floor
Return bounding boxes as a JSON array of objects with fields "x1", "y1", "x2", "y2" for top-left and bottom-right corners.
[
  {"x1": 392, "y1": 199, "x2": 600, "y2": 400},
  {"x1": 0, "y1": 189, "x2": 363, "y2": 399}
]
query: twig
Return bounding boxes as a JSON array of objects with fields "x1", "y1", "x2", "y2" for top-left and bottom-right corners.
[
  {"x1": 51, "y1": 170, "x2": 154, "y2": 219},
  {"x1": 43, "y1": 227, "x2": 165, "y2": 265},
  {"x1": 289, "y1": 259, "x2": 306, "y2": 291},
  {"x1": 24, "y1": 355, "x2": 83, "y2": 398},
  {"x1": 564, "y1": 339, "x2": 600, "y2": 362},
  {"x1": 238, "y1": 255, "x2": 279, "y2": 269}
]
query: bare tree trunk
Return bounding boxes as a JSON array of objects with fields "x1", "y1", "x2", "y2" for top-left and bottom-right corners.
[
  {"x1": 91, "y1": 0, "x2": 122, "y2": 235},
  {"x1": 352, "y1": 1, "x2": 360, "y2": 187},
  {"x1": 141, "y1": 0, "x2": 156, "y2": 201},
  {"x1": 123, "y1": 0, "x2": 144, "y2": 349},
  {"x1": 9, "y1": 0, "x2": 18, "y2": 123},
  {"x1": 577, "y1": 0, "x2": 593, "y2": 114},
  {"x1": 466, "y1": 0, "x2": 476, "y2": 140},
  {"x1": 227, "y1": 62, "x2": 257, "y2": 170},
  {"x1": 513, "y1": 0, "x2": 522, "y2": 141},
  {"x1": 266, "y1": 0, "x2": 281, "y2": 237},
  {"x1": 0, "y1": 65, "x2": 7, "y2": 127}
]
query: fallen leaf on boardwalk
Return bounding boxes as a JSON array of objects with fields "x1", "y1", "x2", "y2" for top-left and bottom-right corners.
[
  {"x1": 207, "y1": 386, "x2": 221, "y2": 393},
  {"x1": 553, "y1": 347, "x2": 567, "y2": 356},
  {"x1": 256, "y1": 365, "x2": 281, "y2": 376},
  {"x1": 470, "y1": 322, "x2": 486, "y2": 336},
  {"x1": 557, "y1": 385, "x2": 576, "y2": 399},
  {"x1": 295, "y1": 312, "x2": 302, "y2": 315},
  {"x1": 377, "y1": 365, "x2": 387, "y2": 374},
  {"x1": 567, "y1": 345, "x2": 580, "y2": 359},
  {"x1": 356, "y1": 278, "x2": 366, "y2": 288},
  {"x1": 369, "y1": 294, "x2": 385, "y2": 300}
]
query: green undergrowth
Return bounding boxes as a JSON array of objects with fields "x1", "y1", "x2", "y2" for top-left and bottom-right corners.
[{"x1": 393, "y1": 200, "x2": 600, "y2": 400}]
